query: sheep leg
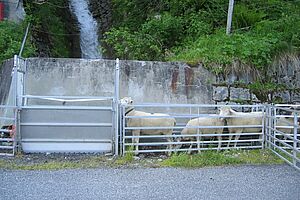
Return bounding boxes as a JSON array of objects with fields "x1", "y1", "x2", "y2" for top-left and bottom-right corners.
[
  {"x1": 234, "y1": 134, "x2": 240, "y2": 148},
  {"x1": 132, "y1": 130, "x2": 140, "y2": 155},
  {"x1": 197, "y1": 135, "x2": 201, "y2": 153},
  {"x1": 187, "y1": 137, "x2": 193, "y2": 154},
  {"x1": 217, "y1": 135, "x2": 222, "y2": 151},
  {"x1": 227, "y1": 134, "x2": 233, "y2": 148},
  {"x1": 166, "y1": 137, "x2": 173, "y2": 156}
]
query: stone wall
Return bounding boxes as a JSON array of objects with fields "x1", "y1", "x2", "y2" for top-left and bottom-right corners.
[{"x1": 213, "y1": 56, "x2": 300, "y2": 104}]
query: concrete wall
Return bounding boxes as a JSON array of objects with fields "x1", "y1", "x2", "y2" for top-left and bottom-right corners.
[
  {"x1": 24, "y1": 58, "x2": 216, "y2": 104},
  {"x1": 0, "y1": 59, "x2": 13, "y2": 105}
]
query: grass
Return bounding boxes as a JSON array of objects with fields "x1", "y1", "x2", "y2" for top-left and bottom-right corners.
[
  {"x1": 0, "y1": 155, "x2": 109, "y2": 170},
  {"x1": 0, "y1": 149, "x2": 284, "y2": 170},
  {"x1": 161, "y1": 149, "x2": 284, "y2": 168}
]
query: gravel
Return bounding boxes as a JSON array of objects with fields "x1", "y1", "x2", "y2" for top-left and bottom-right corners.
[{"x1": 1, "y1": 164, "x2": 299, "y2": 200}]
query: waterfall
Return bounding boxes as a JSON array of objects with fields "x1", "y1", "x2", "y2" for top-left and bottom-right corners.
[{"x1": 69, "y1": 0, "x2": 102, "y2": 59}]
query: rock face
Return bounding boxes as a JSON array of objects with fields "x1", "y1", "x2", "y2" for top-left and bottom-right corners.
[
  {"x1": 88, "y1": 0, "x2": 113, "y2": 58},
  {"x1": 23, "y1": 0, "x2": 81, "y2": 58}
]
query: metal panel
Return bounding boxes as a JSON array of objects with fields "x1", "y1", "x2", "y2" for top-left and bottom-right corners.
[
  {"x1": 121, "y1": 103, "x2": 265, "y2": 155},
  {"x1": 21, "y1": 108, "x2": 112, "y2": 124},
  {"x1": 266, "y1": 105, "x2": 300, "y2": 171},
  {"x1": 20, "y1": 107, "x2": 113, "y2": 153}
]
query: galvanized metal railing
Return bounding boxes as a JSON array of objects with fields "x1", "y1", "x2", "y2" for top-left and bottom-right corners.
[
  {"x1": 120, "y1": 103, "x2": 265, "y2": 155},
  {"x1": 265, "y1": 105, "x2": 300, "y2": 171}
]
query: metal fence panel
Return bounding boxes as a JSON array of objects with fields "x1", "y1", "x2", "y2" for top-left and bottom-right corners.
[
  {"x1": 265, "y1": 105, "x2": 300, "y2": 171},
  {"x1": 120, "y1": 103, "x2": 265, "y2": 155}
]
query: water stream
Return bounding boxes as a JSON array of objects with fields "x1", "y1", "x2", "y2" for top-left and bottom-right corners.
[{"x1": 69, "y1": 0, "x2": 101, "y2": 59}]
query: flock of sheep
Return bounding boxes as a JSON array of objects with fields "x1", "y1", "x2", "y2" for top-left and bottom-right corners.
[{"x1": 121, "y1": 97, "x2": 299, "y2": 155}]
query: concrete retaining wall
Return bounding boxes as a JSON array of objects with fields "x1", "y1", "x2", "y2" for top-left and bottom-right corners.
[{"x1": 24, "y1": 58, "x2": 216, "y2": 104}]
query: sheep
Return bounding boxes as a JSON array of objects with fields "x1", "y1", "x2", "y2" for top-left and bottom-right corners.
[
  {"x1": 219, "y1": 107, "x2": 264, "y2": 148},
  {"x1": 275, "y1": 114, "x2": 299, "y2": 141},
  {"x1": 120, "y1": 97, "x2": 176, "y2": 155},
  {"x1": 180, "y1": 115, "x2": 224, "y2": 153}
]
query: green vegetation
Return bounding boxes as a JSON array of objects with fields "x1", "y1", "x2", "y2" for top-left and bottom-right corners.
[
  {"x1": 0, "y1": 150, "x2": 283, "y2": 170},
  {"x1": 106, "y1": 0, "x2": 300, "y2": 66},
  {"x1": 24, "y1": 0, "x2": 77, "y2": 57},
  {"x1": 0, "y1": 20, "x2": 35, "y2": 64},
  {"x1": 162, "y1": 149, "x2": 284, "y2": 168},
  {"x1": 104, "y1": 0, "x2": 300, "y2": 100},
  {"x1": 0, "y1": 155, "x2": 108, "y2": 170}
]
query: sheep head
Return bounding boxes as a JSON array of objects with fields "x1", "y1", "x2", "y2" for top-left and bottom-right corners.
[
  {"x1": 120, "y1": 97, "x2": 135, "y2": 115},
  {"x1": 219, "y1": 106, "x2": 233, "y2": 121},
  {"x1": 120, "y1": 97, "x2": 133, "y2": 105}
]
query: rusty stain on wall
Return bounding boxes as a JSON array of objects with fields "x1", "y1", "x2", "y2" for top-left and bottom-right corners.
[
  {"x1": 171, "y1": 68, "x2": 179, "y2": 93},
  {"x1": 184, "y1": 66, "x2": 194, "y2": 98}
]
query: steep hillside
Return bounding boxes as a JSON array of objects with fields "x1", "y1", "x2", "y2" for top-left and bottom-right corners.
[{"x1": 23, "y1": 0, "x2": 81, "y2": 58}]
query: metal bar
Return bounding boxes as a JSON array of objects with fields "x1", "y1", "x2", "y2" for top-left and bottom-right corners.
[
  {"x1": 0, "y1": 153, "x2": 14, "y2": 157},
  {"x1": 0, "y1": 138, "x2": 14, "y2": 141},
  {"x1": 0, "y1": 146, "x2": 14, "y2": 149},
  {"x1": 124, "y1": 139, "x2": 262, "y2": 146},
  {"x1": 124, "y1": 114, "x2": 264, "y2": 119},
  {"x1": 293, "y1": 113, "x2": 298, "y2": 167},
  {"x1": 124, "y1": 125, "x2": 263, "y2": 130},
  {"x1": 123, "y1": 104, "x2": 264, "y2": 108},
  {"x1": 266, "y1": 140, "x2": 300, "y2": 163},
  {"x1": 22, "y1": 95, "x2": 114, "y2": 100},
  {"x1": 124, "y1": 132, "x2": 262, "y2": 139},
  {"x1": 20, "y1": 122, "x2": 112, "y2": 127},
  {"x1": 114, "y1": 58, "x2": 120, "y2": 156},
  {"x1": 265, "y1": 134, "x2": 300, "y2": 154},
  {"x1": 21, "y1": 139, "x2": 112, "y2": 143},
  {"x1": 0, "y1": 105, "x2": 17, "y2": 108},
  {"x1": 0, "y1": 117, "x2": 15, "y2": 120},
  {"x1": 18, "y1": 23, "x2": 30, "y2": 57},
  {"x1": 122, "y1": 106, "x2": 126, "y2": 155},
  {"x1": 124, "y1": 146, "x2": 262, "y2": 154},
  {"x1": 21, "y1": 106, "x2": 112, "y2": 110}
]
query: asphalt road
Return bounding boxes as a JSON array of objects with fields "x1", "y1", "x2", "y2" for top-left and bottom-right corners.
[{"x1": 1, "y1": 164, "x2": 299, "y2": 200}]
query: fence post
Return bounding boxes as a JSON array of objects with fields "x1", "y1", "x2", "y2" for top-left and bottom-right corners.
[{"x1": 114, "y1": 58, "x2": 120, "y2": 156}]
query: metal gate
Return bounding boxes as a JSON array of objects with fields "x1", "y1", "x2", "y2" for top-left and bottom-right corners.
[
  {"x1": 0, "y1": 56, "x2": 120, "y2": 155},
  {"x1": 20, "y1": 96, "x2": 115, "y2": 153},
  {"x1": 265, "y1": 105, "x2": 300, "y2": 171},
  {"x1": 120, "y1": 102, "x2": 265, "y2": 155}
]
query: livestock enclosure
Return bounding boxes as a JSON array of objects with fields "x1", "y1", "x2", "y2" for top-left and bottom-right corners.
[
  {"x1": 0, "y1": 55, "x2": 299, "y2": 171},
  {"x1": 120, "y1": 103, "x2": 265, "y2": 154}
]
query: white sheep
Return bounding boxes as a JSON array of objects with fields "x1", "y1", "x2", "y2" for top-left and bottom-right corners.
[
  {"x1": 120, "y1": 97, "x2": 176, "y2": 155},
  {"x1": 275, "y1": 116, "x2": 299, "y2": 141},
  {"x1": 180, "y1": 115, "x2": 224, "y2": 153},
  {"x1": 219, "y1": 107, "x2": 264, "y2": 148}
]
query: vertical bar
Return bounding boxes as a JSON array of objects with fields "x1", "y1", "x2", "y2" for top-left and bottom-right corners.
[
  {"x1": 293, "y1": 112, "x2": 297, "y2": 167},
  {"x1": 13, "y1": 55, "x2": 18, "y2": 155},
  {"x1": 122, "y1": 106, "x2": 126, "y2": 155},
  {"x1": 226, "y1": 0, "x2": 235, "y2": 35},
  {"x1": 18, "y1": 23, "x2": 30, "y2": 57},
  {"x1": 114, "y1": 58, "x2": 120, "y2": 156},
  {"x1": 267, "y1": 105, "x2": 271, "y2": 149},
  {"x1": 261, "y1": 105, "x2": 265, "y2": 149},
  {"x1": 273, "y1": 106, "x2": 277, "y2": 150}
]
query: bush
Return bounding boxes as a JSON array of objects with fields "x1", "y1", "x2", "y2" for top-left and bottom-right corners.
[
  {"x1": 169, "y1": 30, "x2": 278, "y2": 73},
  {"x1": 0, "y1": 21, "x2": 35, "y2": 64},
  {"x1": 104, "y1": 27, "x2": 162, "y2": 60}
]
